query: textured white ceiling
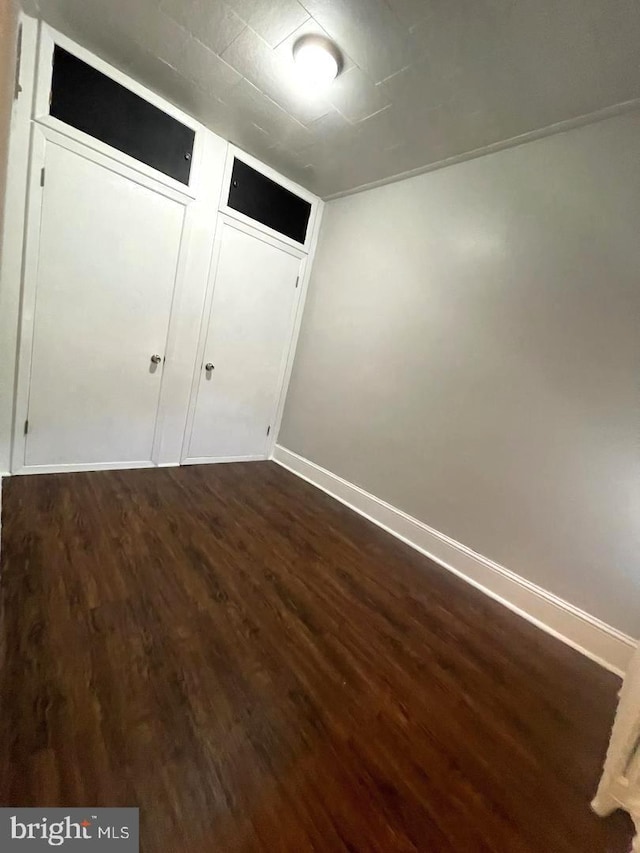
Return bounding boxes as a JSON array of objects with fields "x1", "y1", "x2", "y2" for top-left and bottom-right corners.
[{"x1": 33, "y1": 0, "x2": 640, "y2": 198}]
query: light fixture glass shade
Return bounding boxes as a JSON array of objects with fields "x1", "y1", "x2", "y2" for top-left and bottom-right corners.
[{"x1": 293, "y1": 35, "x2": 342, "y2": 85}]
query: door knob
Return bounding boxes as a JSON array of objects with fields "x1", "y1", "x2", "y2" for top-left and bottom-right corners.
[
  {"x1": 150, "y1": 354, "x2": 162, "y2": 364},
  {"x1": 205, "y1": 363, "x2": 215, "y2": 372}
]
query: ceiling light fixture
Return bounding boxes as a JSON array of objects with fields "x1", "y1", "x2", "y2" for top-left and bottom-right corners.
[{"x1": 292, "y1": 34, "x2": 342, "y2": 85}]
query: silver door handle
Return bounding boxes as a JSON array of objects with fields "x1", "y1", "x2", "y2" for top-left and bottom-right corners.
[
  {"x1": 205, "y1": 363, "x2": 215, "y2": 372},
  {"x1": 150, "y1": 354, "x2": 162, "y2": 364}
]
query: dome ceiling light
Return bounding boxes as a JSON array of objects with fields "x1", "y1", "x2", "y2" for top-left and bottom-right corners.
[{"x1": 292, "y1": 34, "x2": 343, "y2": 86}]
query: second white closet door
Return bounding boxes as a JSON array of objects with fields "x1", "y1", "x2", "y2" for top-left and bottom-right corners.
[{"x1": 186, "y1": 222, "x2": 301, "y2": 462}]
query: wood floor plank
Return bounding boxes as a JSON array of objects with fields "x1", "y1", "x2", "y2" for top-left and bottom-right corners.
[{"x1": 0, "y1": 462, "x2": 633, "y2": 851}]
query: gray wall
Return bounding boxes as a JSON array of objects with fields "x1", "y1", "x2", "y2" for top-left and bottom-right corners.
[{"x1": 280, "y1": 111, "x2": 640, "y2": 638}]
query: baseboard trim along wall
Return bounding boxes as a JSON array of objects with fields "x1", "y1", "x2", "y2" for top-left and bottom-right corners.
[{"x1": 272, "y1": 444, "x2": 636, "y2": 678}]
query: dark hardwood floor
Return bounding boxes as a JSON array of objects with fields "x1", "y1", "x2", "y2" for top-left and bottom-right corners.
[{"x1": 0, "y1": 462, "x2": 632, "y2": 852}]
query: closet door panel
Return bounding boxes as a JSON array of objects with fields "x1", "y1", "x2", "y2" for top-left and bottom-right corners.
[
  {"x1": 25, "y1": 139, "x2": 184, "y2": 467},
  {"x1": 187, "y1": 223, "x2": 300, "y2": 461}
]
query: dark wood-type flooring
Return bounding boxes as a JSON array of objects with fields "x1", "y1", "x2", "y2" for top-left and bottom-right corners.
[{"x1": 0, "y1": 463, "x2": 633, "y2": 851}]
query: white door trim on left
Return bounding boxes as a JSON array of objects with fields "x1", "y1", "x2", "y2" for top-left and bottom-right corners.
[{"x1": 0, "y1": 12, "x2": 37, "y2": 474}]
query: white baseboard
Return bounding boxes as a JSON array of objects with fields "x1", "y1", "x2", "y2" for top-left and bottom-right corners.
[
  {"x1": 181, "y1": 454, "x2": 267, "y2": 465},
  {"x1": 12, "y1": 461, "x2": 156, "y2": 475},
  {"x1": 273, "y1": 444, "x2": 636, "y2": 678}
]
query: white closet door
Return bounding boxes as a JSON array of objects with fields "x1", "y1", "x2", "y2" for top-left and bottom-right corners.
[
  {"x1": 185, "y1": 221, "x2": 301, "y2": 462},
  {"x1": 24, "y1": 138, "x2": 185, "y2": 468}
]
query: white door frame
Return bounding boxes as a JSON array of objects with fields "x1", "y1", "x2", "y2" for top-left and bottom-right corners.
[
  {"x1": 12, "y1": 123, "x2": 195, "y2": 475},
  {"x1": 180, "y1": 215, "x2": 306, "y2": 465}
]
